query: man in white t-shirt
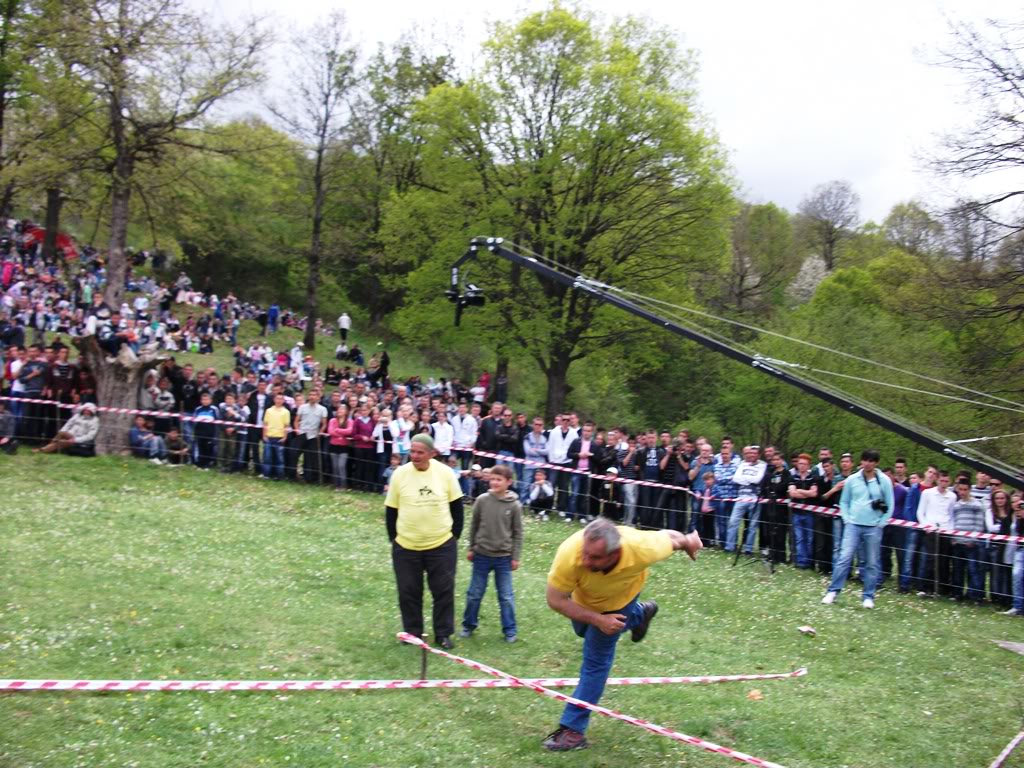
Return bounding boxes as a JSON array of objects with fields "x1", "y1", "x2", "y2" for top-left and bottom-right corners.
[
  {"x1": 295, "y1": 390, "x2": 328, "y2": 485},
  {"x1": 337, "y1": 312, "x2": 352, "y2": 341},
  {"x1": 430, "y1": 409, "x2": 454, "y2": 458},
  {"x1": 727, "y1": 445, "x2": 767, "y2": 555},
  {"x1": 915, "y1": 470, "x2": 956, "y2": 596}
]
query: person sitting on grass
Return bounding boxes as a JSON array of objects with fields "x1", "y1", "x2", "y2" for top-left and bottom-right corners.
[
  {"x1": 528, "y1": 468, "x2": 555, "y2": 520},
  {"x1": 129, "y1": 415, "x2": 167, "y2": 463},
  {"x1": 33, "y1": 402, "x2": 99, "y2": 456},
  {"x1": 165, "y1": 426, "x2": 190, "y2": 465},
  {"x1": 460, "y1": 464, "x2": 524, "y2": 643}
]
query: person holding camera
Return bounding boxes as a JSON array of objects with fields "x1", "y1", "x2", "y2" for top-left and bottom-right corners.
[{"x1": 821, "y1": 449, "x2": 895, "y2": 609}]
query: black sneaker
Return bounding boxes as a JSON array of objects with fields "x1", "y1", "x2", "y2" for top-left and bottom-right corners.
[
  {"x1": 542, "y1": 726, "x2": 588, "y2": 751},
  {"x1": 437, "y1": 636, "x2": 454, "y2": 650},
  {"x1": 631, "y1": 600, "x2": 659, "y2": 643}
]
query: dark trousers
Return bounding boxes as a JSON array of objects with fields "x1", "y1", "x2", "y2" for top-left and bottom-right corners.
[
  {"x1": 880, "y1": 524, "x2": 899, "y2": 581},
  {"x1": 916, "y1": 532, "x2": 953, "y2": 594},
  {"x1": 638, "y1": 485, "x2": 660, "y2": 529},
  {"x1": 552, "y1": 465, "x2": 571, "y2": 513},
  {"x1": 243, "y1": 431, "x2": 262, "y2": 472},
  {"x1": 352, "y1": 447, "x2": 374, "y2": 490},
  {"x1": 391, "y1": 537, "x2": 457, "y2": 641},
  {"x1": 655, "y1": 488, "x2": 686, "y2": 531},
  {"x1": 813, "y1": 514, "x2": 834, "y2": 573},
  {"x1": 194, "y1": 433, "x2": 217, "y2": 468},
  {"x1": 763, "y1": 500, "x2": 790, "y2": 563},
  {"x1": 284, "y1": 433, "x2": 299, "y2": 480},
  {"x1": 299, "y1": 435, "x2": 322, "y2": 484}
]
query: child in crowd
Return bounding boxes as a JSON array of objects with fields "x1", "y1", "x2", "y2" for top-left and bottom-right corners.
[
  {"x1": 527, "y1": 468, "x2": 554, "y2": 520},
  {"x1": 165, "y1": 427, "x2": 189, "y2": 465},
  {"x1": 460, "y1": 464, "x2": 524, "y2": 643},
  {"x1": 698, "y1": 470, "x2": 717, "y2": 539},
  {"x1": 382, "y1": 452, "x2": 401, "y2": 493}
]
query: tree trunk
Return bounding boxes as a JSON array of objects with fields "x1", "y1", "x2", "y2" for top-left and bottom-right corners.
[
  {"x1": 543, "y1": 352, "x2": 572, "y2": 419},
  {"x1": 73, "y1": 336, "x2": 165, "y2": 455},
  {"x1": 304, "y1": 172, "x2": 325, "y2": 350},
  {"x1": 105, "y1": 161, "x2": 133, "y2": 308},
  {"x1": 43, "y1": 187, "x2": 63, "y2": 263},
  {"x1": 495, "y1": 354, "x2": 508, "y2": 402}
]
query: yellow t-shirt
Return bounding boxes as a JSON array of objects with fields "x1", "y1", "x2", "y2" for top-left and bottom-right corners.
[
  {"x1": 547, "y1": 526, "x2": 674, "y2": 612},
  {"x1": 384, "y1": 459, "x2": 464, "y2": 550},
  {"x1": 263, "y1": 406, "x2": 291, "y2": 439}
]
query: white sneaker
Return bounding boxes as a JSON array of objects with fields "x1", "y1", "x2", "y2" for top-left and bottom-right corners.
[
  {"x1": 862, "y1": 598, "x2": 875, "y2": 609},
  {"x1": 1002, "y1": 608, "x2": 1021, "y2": 616},
  {"x1": 150, "y1": 457, "x2": 162, "y2": 465},
  {"x1": 821, "y1": 592, "x2": 837, "y2": 605}
]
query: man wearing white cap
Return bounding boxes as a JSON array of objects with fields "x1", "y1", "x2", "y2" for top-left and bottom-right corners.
[{"x1": 386, "y1": 433, "x2": 465, "y2": 649}]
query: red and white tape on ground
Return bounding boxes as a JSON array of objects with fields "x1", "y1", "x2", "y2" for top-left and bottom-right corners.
[
  {"x1": 990, "y1": 729, "x2": 1024, "y2": 768},
  {"x1": 399, "y1": 633, "x2": 790, "y2": 768},
  {"x1": 0, "y1": 668, "x2": 806, "y2": 692},
  {"x1": 472, "y1": 450, "x2": 1024, "y2": 545}
]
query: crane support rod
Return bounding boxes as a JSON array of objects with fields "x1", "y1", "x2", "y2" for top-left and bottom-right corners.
[{"x1": 458, "y1": 237, "x2": 1024, "y2": 485}]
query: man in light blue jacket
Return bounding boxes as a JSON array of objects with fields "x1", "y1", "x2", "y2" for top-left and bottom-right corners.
[{"x1": 821, "y1": 449, "x2": 895, "y2": 609}]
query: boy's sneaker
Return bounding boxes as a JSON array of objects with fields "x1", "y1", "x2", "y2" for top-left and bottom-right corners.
[
  {"x1": 542, "y1": 726, "x2": 588, "y2": 752},
  {"x1": 458, "y1": 628, "x2": 473, "y2": 639},
  {"x1": 504, "y1": 635, "x2": 517, "y2": 643},
  {"x1": 862, "y1": 598, "x2": 875, "y2": 609},
  {"x1": 1002, "y1": 608, "x2": 1021, "y2": 616},
  {"x1": 821, "y1": 591, "x2": 837, "y2": 605},
  {"x1": 631, "y1": 600, "x2": 659, "y2": 643}
]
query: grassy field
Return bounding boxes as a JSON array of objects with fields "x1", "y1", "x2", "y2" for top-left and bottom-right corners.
[{"x1": 2, "y1": 454, "x2": 1024, "y2": 768}]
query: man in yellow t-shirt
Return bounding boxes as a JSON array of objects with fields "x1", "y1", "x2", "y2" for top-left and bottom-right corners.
[
  {"x1": 261, "y1": 393, "x2": 292, "y2": 479},
  {"x1": 542, "y1": 518, "x2": 702, "y2": 752},
  {"x1": 385, "y1": 433, "x2": 464, "y2": 649}
]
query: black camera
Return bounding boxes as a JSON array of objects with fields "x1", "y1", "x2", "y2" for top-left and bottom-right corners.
[{"x1": 871, "y1": 499, "x2": 888, "y2": 513}]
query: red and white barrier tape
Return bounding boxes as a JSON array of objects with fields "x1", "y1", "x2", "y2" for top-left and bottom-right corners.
[
  {"x1": 472, "y1": 450, "x2": 1024, "y2": 545},
  {"x1": 5, "y1": 394, "x2": 1019, "y2": 544},
  {"x1": 398, "y1": 633, "x2": 789, "y2": 768},
  {"x1": 990, "y1": 729, "x2": 1024, "y2": 768},
  {"x1": 0, "y1": 668, "x2": 807, "y2": 692}
]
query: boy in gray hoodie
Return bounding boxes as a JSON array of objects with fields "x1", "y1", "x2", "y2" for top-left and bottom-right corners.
[{"x1": 460, "y1": 464, "x2": 524, "y2": 642}]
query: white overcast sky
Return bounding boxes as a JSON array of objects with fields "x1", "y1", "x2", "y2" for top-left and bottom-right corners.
[{"x1": 202, "y1": 0, "x2": 1021, "y2": 222}]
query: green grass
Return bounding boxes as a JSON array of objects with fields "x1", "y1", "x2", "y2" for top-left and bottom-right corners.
[{"x1": 2, "y1": 454, "x2": 1024, "y2": 767}]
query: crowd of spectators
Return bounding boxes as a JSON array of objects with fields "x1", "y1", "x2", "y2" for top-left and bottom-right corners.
[{"x1": 2, "y1": 223, "x2": 1023, "y2": 614}]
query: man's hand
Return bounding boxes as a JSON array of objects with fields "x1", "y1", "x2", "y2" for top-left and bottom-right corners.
[
  {"x1": 511, "y1": 560, "x2": 519, "y2": 571},
  {"x1": 667, "y1": 530, "x2": 703, "y2": 560},
  {"x1": 466, "y1": 550, "x2": 474, "y2": 562},
  {"x1": 595, "y1": 613, "x2": 626, "y2": 635}
]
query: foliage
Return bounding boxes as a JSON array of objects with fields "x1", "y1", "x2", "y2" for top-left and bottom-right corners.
[{"x1": 392, "y1": 5, "x2": 733, "y2": 416}]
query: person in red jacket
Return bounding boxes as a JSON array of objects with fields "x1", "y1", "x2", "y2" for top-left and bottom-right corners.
[{"x1": 350, "y1": 401, "x2": 377, "y2": 491}]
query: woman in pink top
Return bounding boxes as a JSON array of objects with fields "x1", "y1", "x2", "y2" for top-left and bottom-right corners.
[{"x1": 327, "y1": 403, "x2": 355, "y2": 490}]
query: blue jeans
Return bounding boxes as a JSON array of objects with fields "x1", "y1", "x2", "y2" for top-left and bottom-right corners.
[
  {"x1": 792, "y1": 511, "x2": 815, "y2": 567},
  {"x1": 726, "y1": 498, "x2": 760, "y2": 553},
  {"x1": 1013, "y1": 548, "x2": 1024, "y2": 612},
  {"x1": 262, "y1": 437, "x2": 284, "y2": 478},
  {"x1": 561, "y1": 598, "x2": 647, "y2": 734},
  {"x1": 569, "y1": 473, "x2": 590, "y2": 520},
  {"x1": 827, "y1": 523, "x2": 882, "y2": 599},
  {"x1": 951, "y1": 542, "x2": 985, "y2": 601},
  {"x1": 898, "y1": 528, "x2": 920, "y2": 591},
  {"x1": 461, "y1": 554, "x2": 516, "y2": 638},
  {"x1": 712, "y1": 500, "x2": 732, "y2": 547}
]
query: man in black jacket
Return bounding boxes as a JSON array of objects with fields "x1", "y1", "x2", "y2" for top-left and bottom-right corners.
[
  {"x1": 634, "y1": 431, "x2": 666, "y2": 529},
  {"x1": 475, "y1": 401, "x2": 503, "y2": 468}
]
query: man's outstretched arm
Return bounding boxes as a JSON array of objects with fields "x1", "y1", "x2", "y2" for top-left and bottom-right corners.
[{"x1": 666, "y1": 530, "x2": 703, "y2": 560}]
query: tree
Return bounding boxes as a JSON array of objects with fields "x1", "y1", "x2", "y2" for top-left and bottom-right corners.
[
  {"x1": 797, "y1": 180, "x2": 860, "y2": 270},
  {"x1": 340, "y1": 40, "x2": 454, "y2": 323},
  {"x1": 50, "y1": 0, "x2": 267, "y2": 309},
  {"x1": 394, "y1": 7, "x2": 732, "y2": 416},
  {"x1": 45, "y1": 0, "x2": 267, "y2": 453},
  {"x1": 716, "y1": 202, "x2": 798, "y2": 315},
  {"x1": 883, "y1": 201, "x2": 944, "y2": 256},
  {"x1": 270, "y1": 11, "x2": 356, "y2": 350}
]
